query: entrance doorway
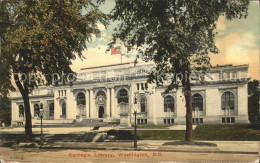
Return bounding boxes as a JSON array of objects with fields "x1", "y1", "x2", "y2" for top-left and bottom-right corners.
[
  {"x1": 62, "y1": 103, "x2": 66, "y2": 119},
  {"x1": 49, "y1": 103, "x2": 54, "y2": 120},
  {"x1": 98, "y1": 106, "x2": 104, "y2": 118}
]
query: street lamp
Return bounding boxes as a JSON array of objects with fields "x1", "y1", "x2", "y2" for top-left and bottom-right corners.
[
  {"x1": 133, "y1": 94, "x2": 138, "y2": 149},
  {"x1": 39, "y1": 103, "x2": 44, "y2": 146}
]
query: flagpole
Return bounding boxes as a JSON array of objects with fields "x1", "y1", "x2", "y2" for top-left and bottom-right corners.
[{"x1": 120, "y1": 52, "x2": 122, "y2": 64}]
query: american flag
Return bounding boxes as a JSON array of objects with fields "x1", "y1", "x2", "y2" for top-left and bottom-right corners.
[{"x1": 111, "y1": 46, "x2": 121, "y2": 55}]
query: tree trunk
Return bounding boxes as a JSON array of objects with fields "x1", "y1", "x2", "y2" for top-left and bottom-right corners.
[
  {"x1": 181, "y1": 72, "x2": 193, "y2": 142},
  {"x1": 14, "y1": 74, "x2": 33, "y2": 142},
  {"x1": 22, "y1": 90, "x2": 33, "y2": 142}
]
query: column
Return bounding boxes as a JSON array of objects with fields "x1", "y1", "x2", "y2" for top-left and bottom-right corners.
[
  {"x1": 106, "y1": 88, "x2": 111, "y2": 117},
  {"x1": 111, "y1": 87, "x2": 115, "y2": 117},
  {"x1": 86, "y1": 89, "x2": 89, "y2": 118},
  {"x1": 111, "y1": 87, "x2": 118, "y2": 118},
  {"x1": 130, "y1": 84, "x2": 135, "y2": 125},
  {"x1": 152, "y1": 90, "x2": 158, "y2": 125},
  {"x1": 90, "y1": 89, "x2": 94, "y2": 118}
]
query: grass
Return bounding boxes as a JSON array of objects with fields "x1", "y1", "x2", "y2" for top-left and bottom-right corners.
[
  {"x1": 163, "y1": 141, "x2": 217, "y2": 147},
  {"x1": 107, "y1": 124, "x2": 260, "y2": 141},
  {"x1": 193, "y1": 124, "x2": 260, "y2": 141}
]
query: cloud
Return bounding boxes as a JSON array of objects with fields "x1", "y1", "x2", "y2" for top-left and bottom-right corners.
[
  {"x1": 71, "y1": 45, "x2": 125, "y2": 71},
  {"x1": 97, "y1": 23, "x2": 106, "y2": 31},
  {"x1": 106, "y1": 35, "x2": 113, "y2": 39},
  {"x1": 101, "y1": 32, "x2": 106, "y2": 37},
  {"x1": 210, "y1": 30, "x2": 259, "y2": 80},
  {"x1": 217, "y1": 31, "x2": 256, "y2": 60},
  {"x1": 216, "y1": 16, "x2": 226, "y2": 31},
  {"x1": 97, "y1": 32, "x2": 109, "y2": 41}
]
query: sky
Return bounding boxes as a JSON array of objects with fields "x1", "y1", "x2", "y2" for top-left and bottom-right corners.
[{"x1": 71, "y1": 1, "x2": 260, "y2": 80}]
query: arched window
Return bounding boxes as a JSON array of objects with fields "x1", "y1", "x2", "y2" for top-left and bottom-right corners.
[
  {"x1": 62, "y1": 103, "x2": 66, "y2": 117},
  {"x1": 77, "y1": 93, "x2": 86, "y2": 106},
  {"x1": 140, "y1": 97, "x2": 146, "y2": 112},
  {"x1": 192, "y1": 94, "x2": 203, "y2": 111},
  {"x1": 164, "y1": 95, "x2": 174, "y2": 112},
  {"x1": 19, "y1": 105, "x2": 24, "y2": 117},
  {"x1": 118, "y1": 89, "x2": 129, "y2": 104},
  {"x1": 34, "y1": 104, "x2": 40, "y2": 117},
  {"x1": 221, "y1": 92, "x2": 234, "y2": 110}
]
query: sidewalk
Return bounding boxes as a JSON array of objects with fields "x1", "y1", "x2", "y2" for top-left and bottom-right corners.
[
  {"x1": 0, "y1": 125, "x2": 197, "y2": 134},
  {"x1": 38, "y1": 140, "x2": 259, "y2": 154},
  {"x1": 1, "y1": 127, "x2": 259, "y2": 154}
]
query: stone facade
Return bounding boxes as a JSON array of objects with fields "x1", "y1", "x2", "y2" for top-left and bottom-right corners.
[{"x1": 10, "y1": 62, "x2": 250, "y2": 126}]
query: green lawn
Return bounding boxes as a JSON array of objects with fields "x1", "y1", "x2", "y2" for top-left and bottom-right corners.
[{"x1": 107, "y1": 124, "x2": 260, "y2": 141}]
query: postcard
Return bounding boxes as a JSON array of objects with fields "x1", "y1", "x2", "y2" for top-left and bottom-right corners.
[{"x1": 0, "y1": 0, "x2": 259, "y2": 162}]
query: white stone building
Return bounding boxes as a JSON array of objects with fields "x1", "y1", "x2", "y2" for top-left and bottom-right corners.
[{"x1": 10, "y1": 62, "x2": 250, "y2": 126}]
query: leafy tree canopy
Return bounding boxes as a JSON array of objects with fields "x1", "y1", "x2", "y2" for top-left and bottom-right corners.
[
  {"x1": 110, "y1": 0, "x2": 249, "y2": 90},
  {"x1": 0, "y1": 0, "x2": 108, "y2": 96},
  {"x1": 248, "y1": 80, "x2": 259, "y2": 97},
  {"x1": 248, "y1": 80, "x2": 260, "y2": 123},
  {"x1": 0, "y1": 96, "x2": 11, "y2": 125},
  {"x1": 0, "y1": 95, "x2": 10, "y2": 111}
]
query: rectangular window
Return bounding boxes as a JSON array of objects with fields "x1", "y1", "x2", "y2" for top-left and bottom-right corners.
[
  {"x1": 164, "y1": 119, "x2": 174, "y2": 124},
  {"x1": 64, "y1": 90, "x2": 67, "y2": 96},
  {"x1": 145, "y1": 83, "x2": 148, "y2": 90},
  {"x1": 226, "y1": 72, "x2": 230, "y2": 81},
  {"x1": 219, "y1": 72, "x2": 223, "y2": 80},
  {"x1": 232, "y1": 72, "x2": 237, "y2": 79},
  {"x1": 222, "y1": 117, "x2": 235, "y2": 123},
  {"x1": 141, "y1": 83, "x2": 144, "y2": 90},
  {"x1": 137, "y1": 84, "x2": 139, "y2": 90},
  {"x1": 222, "y1": 117, "x2": 225, "y2": 123},
  {"x1": 192, "y1": 118, "x2": 203, "y2": 124},
  {"x1": 222, "y1": 117, "x2": 235, "y2": 124},
  {"x1": 231, "y1": 117, "x2": 235, "y2": 123},
  {"x1": 145, "y1": 119, "x2": 147, "y2": 124},
  {"x1": 227, "y1": 117, "x2": 230, "y2": 123},
  {"x1": 58, "y1": 91, "x2": 60, "y2": 97},
  {"x1": 137, "y1": 119, "x2": 140, "y2": 124}
]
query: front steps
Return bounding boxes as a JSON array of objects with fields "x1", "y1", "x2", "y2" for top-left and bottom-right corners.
[
  {"x1": 75, "y1": 118, "x2": 107, "y2": 127},
  {"x1": 75, "y1": 118, "x2": 120, "y2": 127},
  {"x1": 32, "y1": 118, "x2": 120, "y2": 127},
  {"x1": 32, "y1": 119, "x2": 75, "y2": 128}
]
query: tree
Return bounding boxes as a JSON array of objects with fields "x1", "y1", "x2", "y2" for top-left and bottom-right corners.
[
  {"x1": 110, "y1": 0, "x2": 249, "y2": 141},
  {"x1": 248, "y1": 80, "x2": 260, "y2": 123},
  {"x1": 0, "y1": 0, "x2": 108, "y2": 142},
  {"x1": 0, "y1": 96, "x2": 11, "y2": 126},
  {"x1": 0, "y1": 0, "x2": 15, "y2": 97}
]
